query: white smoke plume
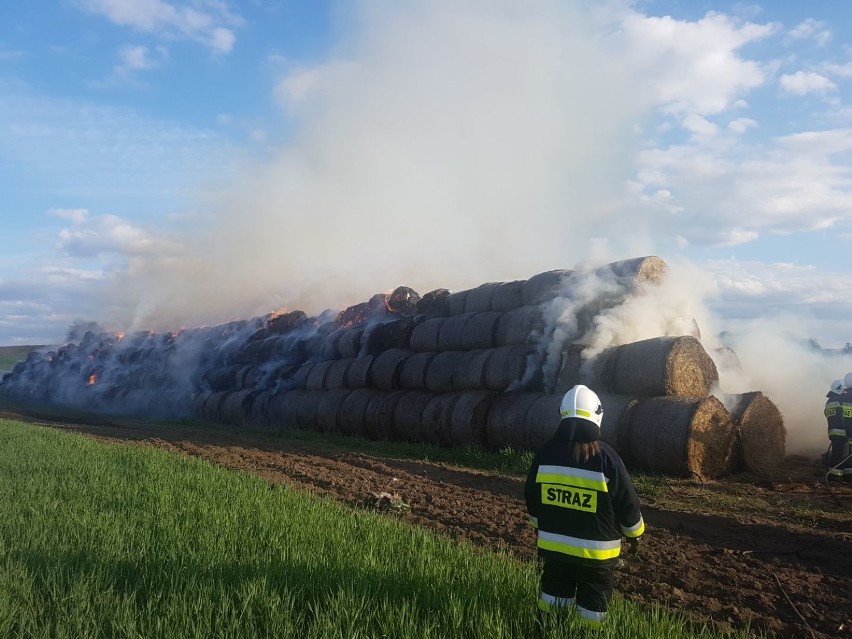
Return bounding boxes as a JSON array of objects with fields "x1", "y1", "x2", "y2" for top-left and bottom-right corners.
[{"x1": 103, "y1": 0, "x2": 651, "y2": 332}]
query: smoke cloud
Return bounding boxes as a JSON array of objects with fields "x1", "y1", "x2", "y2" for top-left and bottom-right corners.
[
  {"x1": 88, "y1": 2, "x2": 840, "y2": 459},
  {"x1": 104, "y1": 0, "x2": 651, "y2": 332}
]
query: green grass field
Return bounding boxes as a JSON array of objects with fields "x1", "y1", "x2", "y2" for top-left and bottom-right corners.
[
  {"x1": 0, "y1": 418, "x2": 765, "y2": 638},
  {"x1": 0, "y1": 345, "x2": 43, "y2": 372}
]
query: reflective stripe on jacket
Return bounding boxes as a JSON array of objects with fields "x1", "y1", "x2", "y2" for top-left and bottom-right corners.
[{"x1": 525, "y1": 423, "x2": 643, "y2": 567}]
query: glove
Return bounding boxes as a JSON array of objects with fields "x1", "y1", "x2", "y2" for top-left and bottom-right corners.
[{"x1": 627, "y1": 537, "x2": 641, "y2": 557}]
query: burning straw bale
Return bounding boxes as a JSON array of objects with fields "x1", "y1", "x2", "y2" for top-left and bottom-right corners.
[
  {"x1": 416, "y1": 288, "x2": 451, "y2": 317},
  {"x1": 593, "y1": 336, "x2": 718, "y2": 398},
  {"x1": 623, "y1": 396, "x2": 736, "y2": 479},
  {"x1": 724, "y1": 391, "x2": 786, "y2": 478}
]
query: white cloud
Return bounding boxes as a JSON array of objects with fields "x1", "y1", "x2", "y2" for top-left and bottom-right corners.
[
  {"x1": 119, "y1": 44, "x2": 158, "y2": 70},
  {"x1": 51, "y1": 209, "x2": 179, "y2": 259},
  {"x1": 787, "y1": 18, "x2": 831, "y2": 47},
  {"x1": 681, "y1": 113, "x2": 719, "y2": 139},
  {"x1": 727, "y1": 117, "x2": 757, "y2": 134},
  {"x1": 779, "y1": 70, "x2": 837, "y2": 95},
  {"x1": 79, "y1": 0, "x2": 242, "y2": 53},
  {"x1": 614, "y1": 11, "x2": 776, "y2": 117}
]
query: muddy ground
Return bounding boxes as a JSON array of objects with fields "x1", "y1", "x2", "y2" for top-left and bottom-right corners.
[{"x1": 2, "y1": 406, "x2": 850, "y2": 639}]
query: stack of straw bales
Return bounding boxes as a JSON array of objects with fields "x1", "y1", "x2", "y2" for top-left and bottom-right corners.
[{"x1": 0, "y1": 255, "x2": 785, "y2": 479}]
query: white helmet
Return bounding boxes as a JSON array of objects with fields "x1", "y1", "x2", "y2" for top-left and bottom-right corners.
[
  {"x1": 844, "y1": 373, "x2": 852, "y2": 390},
  {"x1": 559, "y1": 384, "x2": 604, "y2": 428},
  {"x1": 831, "y1": 379, "x2": 846, "y2": 395}
]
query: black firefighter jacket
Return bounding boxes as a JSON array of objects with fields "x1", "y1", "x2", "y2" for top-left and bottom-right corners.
[
  {"x1": 525, "y1": 427, "x2": 644, "y2": 568},
  {"x1": 826, "y1": 390, "x2": 846, "y2": 439}
]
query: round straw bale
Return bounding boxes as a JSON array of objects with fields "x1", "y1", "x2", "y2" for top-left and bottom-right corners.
[
  {"x1": 369, "y1": 348, "x2": 412, "y2": 390},
  {"x1": 553, "y1": 344, "x2": 589, "y2": 394},
  {"x1": 399, "y1": 352, "x2": 436, "y2": 389},
  {"x1": 460, "y1": 312, "x2": 500, "y2": 350},
  {"x1": 191, "y1": 390, "x2": 211, "y2": 420},
  {"x1": 386, "y1": 286, "x2": 420, "y2": 316},
  {"x1": 421, "y1": 393, "x2": 462, "y2": 447},
  {"x1": 522, "y1": 270, "x2": 571, "y2": 306},
  {"x1": 363, "y1": 317, "x2": 416, "y2": 355},
  {"x1": 417, "y1": 289, "x2": 451, "y2": 317},
  {"x1": 306, "y1": 360, "x2": 334, "y2": 390},
  {"x1": 495, "y1": 306, "x2": 544, "y2": 346},
  {"x1": 325, "y1": 358, "x2": 353, "y2": 389},
  {"x1": 464, "y1": 283, "x2": 501, "y2": 313},
  {"x1": 714, "y1": 347, "x2": 743, "y2": 375},
  {"x1": 337, "y1": 327, "x2": 364, "y2": 358},
  {"x1": 337, "y1": 302, "x2": 370, "y2": 329},
  {"x1": 450, "y1": 391, "x2": 497, "y2": 448},
  {"x1": 345, "y1": 355, "x2": 374, "y2": 388},
  {"x1": 197, "y1": 390, "x2": 229, "y2": 423},
  {"x1": 237, "y1": 364, "x2": 264, "y2": 390},
  {"x1": 437, "y1": 313, "x2": 475, "y2": 351},
  {"x1": 624, "y1": 396, "x2": 735, "y2": 479},
  {"x1": 485, "y1": 392, "x2": 540, "y2": 451},
  {"x1": 484, "y1": 346, "x2": 542, "y2": 391},
  {"x1": 267, "y1": 310, "x2": 308, "y2": 335},
  {"x1": 447, "y1": 290, "x2": 469, "y2": 316},
  {"x1": 491, "y1": 280, "x2": 526, "y2": 312},
  {"x1": 595, "y1": 336, "x2": 718, "y2": 398},
  {"x1": 598, "y1": 393, "x2": 638, "y2": 452},
  {"x1": 600, "y1": 255, "x2": 668, "y2": 285},
  {"x1": 203, "y1": 365, "x2": 239, "y2": 392},
  {"x1": 219, "y1": 389, "x2": 253, "y2": 426},
  {"x1": 452, "y1": 349, "x2": 493, "y2": 390},
  {"x1": 289, "y1": 362, "x2": 316, "y2": 390},
  {"x1": 303, "y1": 333, "x2": 328, "y2": 361},
  {"x1": 335, "y1": 388, "x2": 375, "y2": 437},
  {"x1": 315, "y1": 389, "x2": 354, "y2": 434},
  {"x1": 410, "y1": 317, "x2": 445, "y2": 352},
  {"x1": 248, "y1": 390, "x2": 275, "y2": 430},
  {"x1": 725, "y1": 391, "x2": 785, "y2": 478},
  {"x1": 270, "y1": 390, "x2": 321, "y2": 431},
  {"x1": 320, "y1": 330, "x2": 344, "y2": 360},
  {"x1": 364, "y1": 390, "x2": 405, "y2": 440},
  {"x1": 425, "y1": 351, "x2": 465, "y2": 393},
  {"x1": 270, "y1": 363, "x2": 298, "y2": 387},
  {"x1": 525, "y1": 394, "x2": 562, "y2": 451},
  {"x1": 392, "y1": 391, "x2": 435, "y2": 442}
]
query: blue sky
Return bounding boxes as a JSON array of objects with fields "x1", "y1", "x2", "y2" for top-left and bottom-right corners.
[{"x1": 3, "y1": 0, "x2": 852, "y2": 350}]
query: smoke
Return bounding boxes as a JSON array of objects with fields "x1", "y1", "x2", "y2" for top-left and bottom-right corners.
[
  {"x1": 104, "y1": 0, "x2": 652, "y2": 332},
  {"x1": 716, "y1": 318, "x2": 852, "y2": 456},
  {"x1": 85, "y1": 2, "x2": 840, "y2": 460}
]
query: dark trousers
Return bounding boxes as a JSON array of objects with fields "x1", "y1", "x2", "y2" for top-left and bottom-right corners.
[
  {"x1": 829, "y1": 435, "x2": 849, "y2": 479},
  {"x1": 539, "y1": 557, "x2": 615, "y2": 625}
]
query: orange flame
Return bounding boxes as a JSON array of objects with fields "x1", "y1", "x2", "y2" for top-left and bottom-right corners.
[{"x1": 87, "y1": 374, "x2": 96, "y2": 386}]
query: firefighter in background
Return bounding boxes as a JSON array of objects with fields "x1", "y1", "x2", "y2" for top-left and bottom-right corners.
[
  {"x1": 525, "y1": 384, "x2": 644, "y2": 630},
  {"x1": 841, "y1": 372, "x2": 852, "y2": 482},
  {"x1": 825, "y1": 379, "x2": 847, "y2": 482}
]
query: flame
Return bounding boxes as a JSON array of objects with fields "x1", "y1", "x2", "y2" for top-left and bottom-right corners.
[
  {"x1": 87, "y1": 374, "x2": 96, "y2": 386},
  {"x1": 115, "y1": 332, "x2": 125, "y2": 341}
]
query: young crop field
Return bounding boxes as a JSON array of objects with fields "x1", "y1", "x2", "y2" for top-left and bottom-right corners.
[{"x1": 0, "y1": 404, "x2": 849, "y2": 638}]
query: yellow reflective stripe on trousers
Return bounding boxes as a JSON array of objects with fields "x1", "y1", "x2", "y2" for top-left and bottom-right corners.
[
  {"x1": 621, "y1": 516, "x2": 645, "y2": 538},
  {"x1": 537, "y1": 530, "x2": 621, "y2": 560},
  {"x1": 829, "y1": 429, "x2": 846, "y2": 437},
  {"x1": 577, "y1": 605, "x2": 606, "y2": 627},
  {"x1": 528, "y1": 515, "x2": 539, "y2": 529},
  {"x1": 536, "y1": 464, "x2": 609, "y2": 492}
]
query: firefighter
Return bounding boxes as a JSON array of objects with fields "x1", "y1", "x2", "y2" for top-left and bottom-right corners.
[
  {"x1": 841, "y1": 373, "x2": 852, "y2": 482},
  {"x1": 525, "y1": 384, "x2": 644, "y2": 630},
  {"x1": 825, "y1": 379, "x2": 847, "y2": 482}
]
